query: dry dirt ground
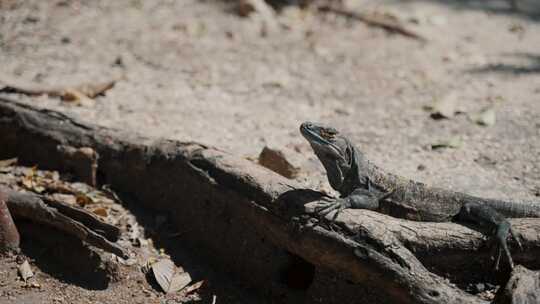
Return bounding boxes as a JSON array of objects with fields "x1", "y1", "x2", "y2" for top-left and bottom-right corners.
[{"x1": 1, "y1": 0, "x2": 540, "y2": 303}]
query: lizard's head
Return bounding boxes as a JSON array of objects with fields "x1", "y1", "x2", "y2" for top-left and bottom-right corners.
[{"x1": 300, "y1": 122, "x2": 354, "y2": 192}]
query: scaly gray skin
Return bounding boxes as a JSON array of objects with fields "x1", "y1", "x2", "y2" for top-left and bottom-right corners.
[{"x1": 300, "y1": 122, "x2": 539, "y2": 270}]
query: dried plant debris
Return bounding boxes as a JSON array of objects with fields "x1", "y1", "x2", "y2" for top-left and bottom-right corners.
[
  {"x1": 17, "y1": 260, "x2": 33, "y2": 283},
  {"x1": 0, "y1": 73, "x2": 119, "y2": 104},
  {"x1": 184, "y1": 280, "x2": 205, "y2": 295},
  {"x1": 471, "y1": 107, "x2": 496, "y2": 126},
  {"x1": 151, "y1": 259, "x2": 192, "y2": 294},
  {"x1": 235, "y1": 0, "x2": 279, "y2": 36},
  {"x1": 0, "y1": 162, "x2": 213, "y2": 301},
  {"x1": 431, "y1": 136, "x2": 463, "y2": 150},
  {"x1": 424, "y1": 92, "x2": 460, "y2": 119},
  {"x1": 0, "y1": 164, "x2": 128, "y2": 240}
]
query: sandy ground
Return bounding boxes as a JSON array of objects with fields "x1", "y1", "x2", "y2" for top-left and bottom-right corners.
[{"x1": 1, "y1": 0, "x2": 539, "y2": 302}]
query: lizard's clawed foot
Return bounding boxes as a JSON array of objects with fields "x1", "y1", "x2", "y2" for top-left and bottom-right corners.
[
  {"x1": 489, "y1": 222, "x2": 523, "y2": 271},
  {"x1": 313, "y1": 197, "x2": 351, "y2": 222}
]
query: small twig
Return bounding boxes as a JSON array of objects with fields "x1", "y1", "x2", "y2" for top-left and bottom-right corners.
[
  {"x1": 0, "y1": 74, "x2": 119, "y2": 100},
  {"x1": 318, "y1": 5, "x2": 427, "y2": 42}
]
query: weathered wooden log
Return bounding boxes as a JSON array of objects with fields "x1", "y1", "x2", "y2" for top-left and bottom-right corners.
[
  {"x1": 0, "y1": 189, "x2": 20, "y2": 252},
  {"x1": 0, "y1": 97, "x2": 539, "y2": 303},
  {"x1": 0, "y1": 186, "x2": 127, "y2": 258}
]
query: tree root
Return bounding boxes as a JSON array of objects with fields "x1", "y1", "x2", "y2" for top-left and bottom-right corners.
[
  {"x1": 1, "y1": 96, "x2": 540, "y2": 303},
  {"x1": 0, "y1": 185, "x2": 127, "y2": 258}
]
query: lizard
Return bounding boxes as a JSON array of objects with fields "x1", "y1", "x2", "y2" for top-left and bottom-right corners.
[{"x1": 299, "y1": 121, "x2": 540, "y2": 270}]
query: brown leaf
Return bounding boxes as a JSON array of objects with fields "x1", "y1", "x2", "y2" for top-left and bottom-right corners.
[
  {"x1": 76, "y1": 194, "x2": 92, "y2": 206},
  {"x1": 92, "y1": 207, "x2": 108, "y2": 217},
  {"x1": 61, "y1": 89, "x2": 94, "y2": 107}
]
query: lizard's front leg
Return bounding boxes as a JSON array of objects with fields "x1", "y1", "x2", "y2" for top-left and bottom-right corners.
[
  {"x1": 455, "y1": 202, "x2": 523, "y2": 270},
  {"x1": 314, "y1": 188, "x2": 394, "y2": 222}
]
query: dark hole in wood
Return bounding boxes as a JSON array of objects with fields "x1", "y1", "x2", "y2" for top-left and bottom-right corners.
[
  {"x1": 96, "y1": 168, "x2": 107, "y2": 186},
  {"x1": 280, "y1": 252, "x2": 315, "y2": 290}
]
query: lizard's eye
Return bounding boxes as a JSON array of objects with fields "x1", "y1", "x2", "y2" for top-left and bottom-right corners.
[
  {"x1": 321, "y1": 128, "x2": 337, "y2": 140},
  {"x1": 326, "y1": 128, "x2": 337, "y2": 135}
]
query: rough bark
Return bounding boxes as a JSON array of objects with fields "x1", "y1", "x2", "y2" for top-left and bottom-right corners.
[
  {"x1": 0, "y1": 189, "x2": 20, "y2": 251},
  {"x1": 493, "y1": 266, "x2": 540, "y2": 304},
  {"x1": 56, "y1": 145, "x2": 98, "y2": 187},
  {"x1": 1, "y1": 97, "x2": 539, "y2": 303}
]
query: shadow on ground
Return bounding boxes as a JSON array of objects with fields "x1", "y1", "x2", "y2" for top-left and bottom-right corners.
[
  {"x1": 17, "y1": 221, "x2": 112, "y2": 290},
  {"x1": 117, "y1": 196, "x2": 274, "y2": 304}
]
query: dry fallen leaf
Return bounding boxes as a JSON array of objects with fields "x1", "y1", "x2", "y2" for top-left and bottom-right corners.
[
  {"x1": 20, "y1": 166, "x2": 46, "y2": 192},
  {"x1": 18, "y1": 261, "x2": 34, "y2": 282},
  {"x1": 431, "y1": 136, "x2": 463, "y2": 150},
  {"x1": 20, "y1": 176, "x2": 45, "y2": 193},
  {"x1": 76, "y1": 193, "x2": 93, "y2": 206},
  {"x1": 87, "y1": 191, "x2": 114, "y2": 204},
  {"x1": 21, "y1": 177, "x2": 34, "y2": 190},
  {"x1": 425, "y1": 92, "x2": 459, "y2": 119},
  {"x1": 169, "y1": 272, "x2": 192, "y2": 293},
  {"x1": 44, "y1": 170, "x2": 60, "y2": 181},
  {"x1": 50, "y1": 193, "x2": 78, "y2": 205},
  {"x1": 32, "y1": 183, "x2": 46, "y2": 193},
  {"x1": 183, "y1": 280, "x2": 205, "y2": 295},
  {"x1": 92, "y1": 207, "x2": 108, "y2": 217},
  {"x1": 472, "y1": 107, "x2": 496, "y2": 126},
  {"x1": 152, "y1": 259, "x2": 192, "y2": 294}
]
